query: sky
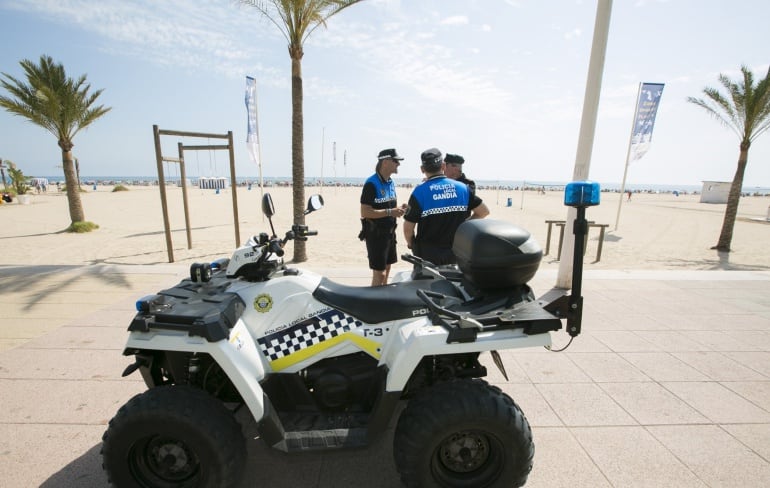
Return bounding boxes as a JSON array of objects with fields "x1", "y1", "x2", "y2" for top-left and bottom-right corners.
[{"x1": 0, "y1": 0, "x2": 769, "y2": 189}]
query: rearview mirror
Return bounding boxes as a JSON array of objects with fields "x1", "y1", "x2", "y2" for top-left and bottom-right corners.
[
  {"x1": 261, "y1": 193, "x2": 275, "y2": 218},
  {"x1": 305, "y1": 194, "x2": 324, "y2": 214}
]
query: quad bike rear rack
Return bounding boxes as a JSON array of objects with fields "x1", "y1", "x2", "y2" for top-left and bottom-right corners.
[{"x1": 418, "y1": 181, "x2": 599, "y2": 344}]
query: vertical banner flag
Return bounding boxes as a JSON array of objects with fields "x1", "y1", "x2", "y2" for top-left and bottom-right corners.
[
  {"x1": 629, "y1": 82, "x2": 664, "y2": 162},
  {"x1": 245, "y1": 76, "x2": 260, "y2": 167}
]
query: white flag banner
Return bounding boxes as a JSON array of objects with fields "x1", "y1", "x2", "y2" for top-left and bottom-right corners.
[
  {"x1": 245, "y1": 76, "x2": 260, "y2": 166},
  {"x1": 629, "y1": 82, "x2": 664, "y2": 162}
]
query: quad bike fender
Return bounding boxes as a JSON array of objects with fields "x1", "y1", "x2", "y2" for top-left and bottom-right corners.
[
  {"x1": 382, "y1": 320, "x2": 552, "y2": 391},
  {"x1": 125, "y1": 320, "x2": 268, "y2": 422}
]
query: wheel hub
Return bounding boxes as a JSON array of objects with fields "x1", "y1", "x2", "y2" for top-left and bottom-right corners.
[{"x1": 439, "y1": 431, "x2": 490, "y2": 473}]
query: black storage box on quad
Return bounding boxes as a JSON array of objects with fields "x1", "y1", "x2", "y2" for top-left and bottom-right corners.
[{"x1": 452, "y1": 219, "x2": 543, "y2": 289}]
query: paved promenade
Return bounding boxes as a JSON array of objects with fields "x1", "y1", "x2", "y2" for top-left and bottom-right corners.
[{"x1": 1, "y1": 264, "x2": 769, "y2": 487}]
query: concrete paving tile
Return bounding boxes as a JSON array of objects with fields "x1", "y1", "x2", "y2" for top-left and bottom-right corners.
[
  {"x1": 571, "y1": 426, "x2": 706, "y2": 487},
  {"x1": 5, "y1": 303, "x2": 102, "y2": 319},
  {"x1": 720, "y1": 381, "x2": 770, "y2": 411},
  {"x1": 499, "y1": 383, "x2": 563, "y2": 427},
  {"x1": 69, "y1": 308, "x2": 135, "y2": 327},
  {"x1": 616, "y1": 313, "x2": 673, "y2": 330},
  {"x1": 0, "y1": 338, "x2": 27, "y2": 351},
  {"x1": 514, "y1": 352, "x2": 591, "y2": 383},
  {"x1": 647, "y1": 425, "x2": 770, "y2": 487},
  {"x1": 722, "y1": 351, "x2": 770, "y2": 377},
  {"x1": 537, "y1": 383, "x2": 636, "y2": 427},
  {"x1": 634, "y1": 330, "x2": 712, "y2": 352},
  {"x1": 0, "y1": 348, "x2": 136, "y2": 380},
  {"x1": 599, "y1": 382, "x2": 709, "y2": 425},
  {"x1": 0, "y1": 379, "x2": 145, "y2": 424},
  {"x1": 672, "y1": 352, "x2": 767, "y2": 381},
  {"x1": 558, "y1": 332, "x2": 612, "y2": 352},
  {"x1": 525, "y1": 427, "x2": 611, "y2": 488},
  {"x1": 19, "y1": 326, "x2": 128, "y2": 350},
  {"x1": 0, "y1": 320, "x2": 66, "y2": 340},
  {"x1": 567, "y1": 352, "x2": 650, "y2": 382},
  {"x1": 662, "y1": 382, "x2": 770, "y2": 423},
  {"x1": 678, "y1": 330, "x2": 763, "y2": 352},
  {"x1": 721, "y1": 298, "x2": 770, "y2": 313},
  {"x1": 729, "y1": 331, "x2": 770, "y2": 351},
  {"x1": 590, "y1": 331, "x2": 661, "y2": 352},
  {"x1": 316, "y1": 434, "x2": 400, "y2": 488},
  {"x1": 675, "y1": 313, "x2": 770, "y2": 331},
  {"x1": 623, "y1": 352, "x2": 710, "y2": 382},
  {"x1": 0, "y1": 424, "x2": 108, "y2": 488},
  {"x1": 721, "y1": 423, "x2": 770, "y2": 461}
]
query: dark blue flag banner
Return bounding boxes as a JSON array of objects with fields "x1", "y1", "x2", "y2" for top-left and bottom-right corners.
[{"x1": 629, "y1": 82, "x2": 665, "y2": 162}]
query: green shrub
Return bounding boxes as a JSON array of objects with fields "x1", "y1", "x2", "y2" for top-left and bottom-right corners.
[
  {"x1": 112, "y1": 184, "x2": 129, "y2": 192},
  {"x1": 66, "y1": 221, "x2": 99, "y2": 233}
]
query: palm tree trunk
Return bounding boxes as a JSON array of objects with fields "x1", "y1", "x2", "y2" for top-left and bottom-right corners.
[
  {"x1": 61, "y1": 149, "x2": 86, "y2": 223},
  {"x1": 291, "y1": 53, "x2": 307, "y2": 262},
  {"x1": 713, "y1": 145, "x2": 749, "y2": 251}
]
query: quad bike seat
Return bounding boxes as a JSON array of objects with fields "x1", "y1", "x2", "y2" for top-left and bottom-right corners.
[{"x1": 313, "y1": 277, "x2": 463, "y2": 324}]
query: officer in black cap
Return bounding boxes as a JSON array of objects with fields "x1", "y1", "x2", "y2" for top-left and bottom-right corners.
[
  {"x1": 360, "y1": 148, "x2": 407, "y2": 286},
  {"x1": 402, "y1": 148, "x2": 487, "y2": 265},
  {"x1": 444, "y1": 153, "x2": 476, "y2": 192}
]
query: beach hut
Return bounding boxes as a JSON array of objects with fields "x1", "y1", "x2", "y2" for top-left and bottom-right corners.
[{"x1": 700, "y1": 181, "x2": 731, "y2": 204}]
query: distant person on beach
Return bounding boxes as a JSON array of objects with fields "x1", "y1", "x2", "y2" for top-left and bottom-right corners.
[
  {"x1": 359, "y1": 148, "x2": 407, "y2": 286},
  {"x1": 627, "y1": 190, "x2": 632, "y2": 201},
  {"x1": 403, "y1": 148, "x2": 487, "y2": 265},
  {"x1": 444, "y1": 152, "x2": 489, "y2": 219}
]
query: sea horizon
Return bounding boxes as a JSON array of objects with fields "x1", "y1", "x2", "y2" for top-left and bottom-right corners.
[{"x1": 25, "y1": 175, "x2": 770, "y2": 195}]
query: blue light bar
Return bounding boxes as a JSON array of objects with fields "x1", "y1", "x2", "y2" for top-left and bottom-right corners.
[
  {"x1": 564, "y1": 181, "x2": 601, "y2": 207},
  {"x1": 135, "y1": 295, "x2": 160, "y2": 313}
]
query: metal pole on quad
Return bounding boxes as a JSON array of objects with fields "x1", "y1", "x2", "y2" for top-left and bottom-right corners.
[{"x1": 563, "y1": 181, "x2": 601, "y2": 337}]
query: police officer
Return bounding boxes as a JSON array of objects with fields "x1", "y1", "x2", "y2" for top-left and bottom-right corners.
[
  {"x1": 444, "y1": 153, "x2": 476, "y2": 192},
  {"x1": 360, "y1": 148, "x2": 407, "y2": 286},
  {"x1": 403, "y1": 148, "x2": 487, "y2": 265}
]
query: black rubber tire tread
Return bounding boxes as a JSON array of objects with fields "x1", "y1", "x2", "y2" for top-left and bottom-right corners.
[
  {"x1": 101, "y1": 384, "x2": 246, "y2": 488},
  {"x1": 393, "y1": 379, "x2": 533, "y2": 488}
]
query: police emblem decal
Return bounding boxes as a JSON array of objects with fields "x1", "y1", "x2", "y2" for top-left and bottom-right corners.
[{"x1": 254, "y1": 294, "x2": 273, "y2": 313}]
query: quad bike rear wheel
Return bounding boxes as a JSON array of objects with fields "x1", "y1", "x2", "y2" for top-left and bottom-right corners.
[
  {"x1": 101, "y1": 385, "x2": 246, "y2": 488},
  {"x1": 394, "y1": 379, "x2": 533, "y2": 488}
]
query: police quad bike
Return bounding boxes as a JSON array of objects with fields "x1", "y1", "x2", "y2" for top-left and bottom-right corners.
[{"x1": 101, "y1": 181, "x2": 600, "y2": 488}]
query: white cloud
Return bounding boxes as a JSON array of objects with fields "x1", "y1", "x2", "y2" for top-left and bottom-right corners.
[
  {"x1": 440, "y1": 15, "x2": 469, "y2": 26},
  {"x1": 563, "y1": 28, "x2": 582, "y2": 40}
]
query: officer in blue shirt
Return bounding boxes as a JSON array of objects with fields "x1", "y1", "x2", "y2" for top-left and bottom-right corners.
[
  {"x1": 360, "y1": 148, "x2": 407, "y2": 285},
  {"x1": 403, "y1": 148, "x2": 488, "y2": 265}
]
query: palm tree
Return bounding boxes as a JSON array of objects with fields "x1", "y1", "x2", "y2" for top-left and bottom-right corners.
[
  {"x1": 240, "y1": 0, "x2": 364, "y2": 262},
  {"x1": 687, "y1": 65, "x2": 770, "y2": 252},
  {"x1": 0, "y1": 55, "x2": 111, "y2": 229}
]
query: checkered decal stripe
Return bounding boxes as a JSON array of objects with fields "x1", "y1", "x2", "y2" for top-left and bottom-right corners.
[
  {"x1": 257, "y1": 309, "x2": 362, "y2": 361},
  {"x1": 421, "y1": 205, "x2": 468, "y2": 217}
]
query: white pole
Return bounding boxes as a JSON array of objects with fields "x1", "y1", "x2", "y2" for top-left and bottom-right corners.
[
  {"x1": 320, "y1": 127, "x2": 325, "y2": 193},
  {"x1": 255, "y1": 83, "x2": 264, "y2": 201},
  {"x1": 614, "y1": 83, "x2": 641, "y2": 231},
  {"x1": 556, "y1": 0, "x2": 613, "y2": 289}
]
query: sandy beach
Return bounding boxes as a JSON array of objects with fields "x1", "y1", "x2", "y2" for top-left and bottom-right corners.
[{"x1": 1, "y1": 183, "x2": 770, "y2": 272}]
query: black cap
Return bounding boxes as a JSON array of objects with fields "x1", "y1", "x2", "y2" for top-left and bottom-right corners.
[
  {"x1": 378, "y1": 148, "x2": 404, "y2": 160},
  {"x1": 420, "y1": 148, "x2": 443, "y2": 170},
  {"x1": 445, "y1": 153, "x2": 464, "y2": 165}
]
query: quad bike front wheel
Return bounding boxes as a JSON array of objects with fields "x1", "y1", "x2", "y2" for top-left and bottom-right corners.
[
  {"x1": 394, "y1": 379, "x2": 533, "y2": 488},
  {"x1": 101, "y1": 384, "x2": 246, "y2": 488}
]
